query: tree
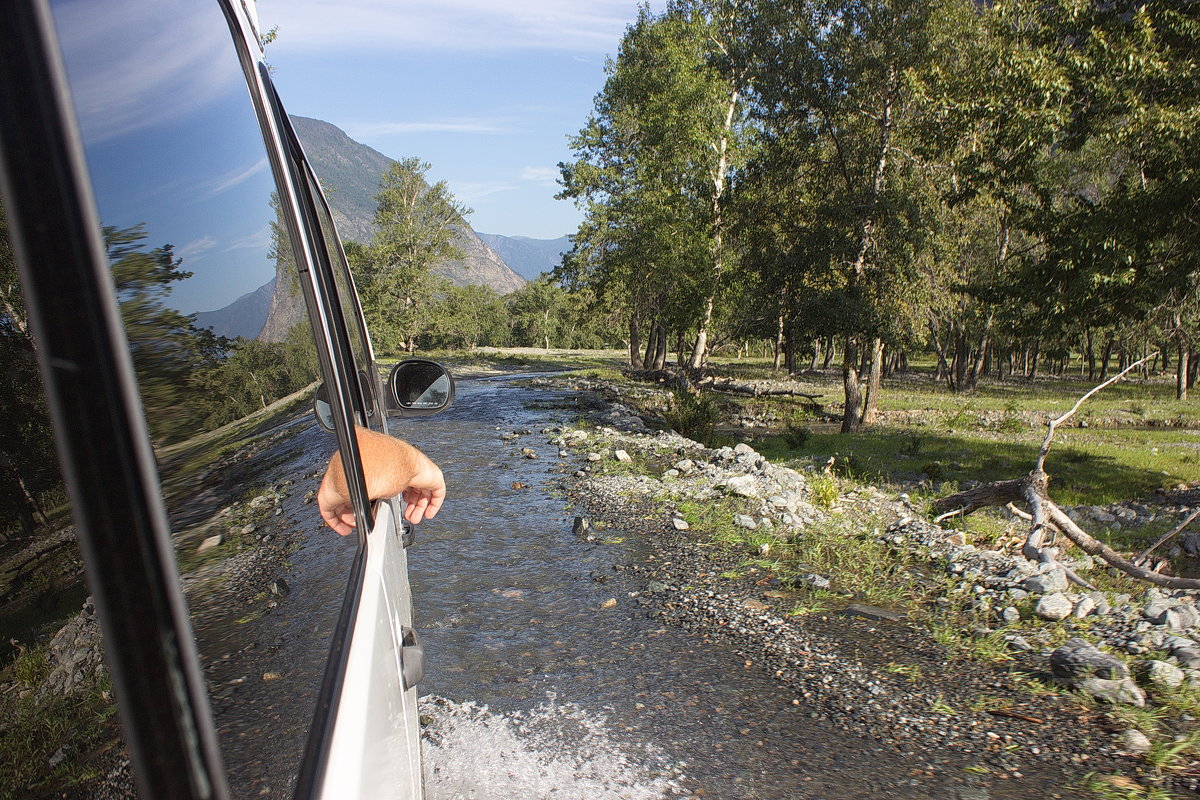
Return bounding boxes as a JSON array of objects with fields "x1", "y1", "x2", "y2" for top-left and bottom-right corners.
[
  {"x1": 739, "y1": 0, "x2": 961, "y2": 430},
  {"x1": 0, "y1": 201, "x2": 58, "y2": 535},
  {"x1": 559, "y1": 2, "x2": 748, "y2": 369},
  {"x1": 352, "y1": 158, "x2": 472, "y2": 354}
]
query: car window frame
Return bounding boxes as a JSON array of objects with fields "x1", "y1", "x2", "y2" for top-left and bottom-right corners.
[{"x1": 0, "y1": 1, "x2": 394, "y2": 798}]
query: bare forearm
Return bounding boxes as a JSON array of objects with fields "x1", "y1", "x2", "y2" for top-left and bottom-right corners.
[
  {"x1": 325, "y1": 428, "x2": 425, "y2": 500},
  {"x1": 318, "y1": 427, "x2": 445, "y2": 534}
]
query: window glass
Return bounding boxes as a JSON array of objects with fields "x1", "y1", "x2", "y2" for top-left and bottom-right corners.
[
  {"x1": 308, "y1": 174, "x2": 383, "y2": 430},
  {"x1": 0, "y1": 201, "x2": 107, "y2": 797},
  {"x1": 48, "y1": 1, "x2": 355, "y2": 795}
]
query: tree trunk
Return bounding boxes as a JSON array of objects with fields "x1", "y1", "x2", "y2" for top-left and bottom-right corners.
[
  {"x1": 861, "y1": 338, "x2": 884, "y2": 425},
  {"x1": 1029, "y1": 339, "x2": 1041, "y2": 380},
  {"x1": 822, "y1": 338, "x2": 834, "y2": 370},
  {"x1": 1183, "y1": 332, "x2": 1195, "y2": 400},
  {"x1": 628, "y1": 316, "x2": 644, "y2": 370},
  {"x1": 1099, "y1": 336, "x2": 1114, "y2": 382},
  {"x1": 841, "y1": 336, "x2": 863, "y2": 433},
  {"x1": 772, "y1": 312, "x2": 784, "y2": 370},
  {"x1": 928, "y1": 315, "x2": 951, "y2": 388},
  {"x1": 652, "y1": 323, "x2": 668, "y2": 370},
  {"x1": 1085, "y1": 329, "x2": 1096, "y2": 380},
  {"x1": 689, "y1": 88, "x2": 740, "y2": 370},
  {"x1": 644, "y1": 322, "x2": 659, "y2": 369},
  {"x1": 810, "y1": 338, "x2": 821, "y2": 372}
]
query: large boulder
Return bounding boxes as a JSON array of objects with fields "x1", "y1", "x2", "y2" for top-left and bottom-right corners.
[{"x1": 1051, "y1": 638, "x2": 1146, "y2": 707}]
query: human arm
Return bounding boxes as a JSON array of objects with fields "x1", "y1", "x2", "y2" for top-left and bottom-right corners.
[{"x1": 317, "y1": 426, "x2": 446, "y2": 536}]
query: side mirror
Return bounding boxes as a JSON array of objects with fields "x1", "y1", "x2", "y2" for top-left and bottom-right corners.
[
  {"x1": 387, "y1": 359, "x2": 454, "y2": 416},
  {"x1": 313, "y1": 382, "x2": 335, "y2": 433}
]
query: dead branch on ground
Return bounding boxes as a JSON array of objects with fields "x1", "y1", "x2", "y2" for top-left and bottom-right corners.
[{"x1": 933, "y1": 356, "x2": 1200, "y2": 589}]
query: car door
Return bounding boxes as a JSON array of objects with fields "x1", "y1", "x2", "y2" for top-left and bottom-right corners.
[{"x1": 0, "y1": 1, "x2": 425, "y2": 798}]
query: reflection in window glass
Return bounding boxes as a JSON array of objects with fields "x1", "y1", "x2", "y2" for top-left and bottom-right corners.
[
  {"x1": 0, "y1": 201, "x2": 111, "y2": 797},
  {"x1": 309, "y1": 175, "x2": 383, "y2": 430},
  {"x1": 48, "y1": 1, "x2": 354, "y2": 795}
]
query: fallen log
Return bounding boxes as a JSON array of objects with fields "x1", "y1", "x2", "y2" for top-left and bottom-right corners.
[
  {"x1": 932, "y1": 356, "x2": 1198, "y2": 589},
  {"x1": 697, "y1": 377, "x2": 823, "y2": 403}
]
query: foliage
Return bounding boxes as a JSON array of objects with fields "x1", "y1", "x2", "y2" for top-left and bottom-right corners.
[
  {"x1": 349, "y1": 158, "x2": 471, "y2": 353},
  {"x1": 660, "y1": 386, "x2": 723, "y2": 446}
]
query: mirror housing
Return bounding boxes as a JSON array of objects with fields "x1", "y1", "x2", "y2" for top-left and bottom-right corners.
[
  {"x1": 313, "y1": 382, "x2": 334, "y2": 433},
  {"x1": 387, "y1": 359, "x2": 454, "y2": 416}
]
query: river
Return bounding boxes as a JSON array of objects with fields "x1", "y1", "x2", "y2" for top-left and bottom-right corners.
[{"x1": 397, "y1": 375, "x2": 977, "y2": 800}]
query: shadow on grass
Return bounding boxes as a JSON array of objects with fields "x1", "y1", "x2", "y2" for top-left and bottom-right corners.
[{"x1": 756, "y1": 426, "x2": 1175, "y2": 506}]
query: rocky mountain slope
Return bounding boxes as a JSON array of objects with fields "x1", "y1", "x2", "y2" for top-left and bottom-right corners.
[
  {"x1": 476, "y1": 233, "x2": 571, "y2": 280},
  {"x1": 289, "y1": 115, "x2": 524, "y2": 294}
]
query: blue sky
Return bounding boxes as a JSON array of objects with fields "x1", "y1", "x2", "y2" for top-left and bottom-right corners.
[{"x1": 255, "y1": 0, "x2": 657, "y2": 241}]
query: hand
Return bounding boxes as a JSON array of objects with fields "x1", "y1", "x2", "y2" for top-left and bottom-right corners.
[
  {"x1": 399, "y1": 452, "x2": 445, "y2": 525},
  {"x1": 317, "y1": 472, "x2": 357, "y2": 536},
  {"x1": 317, "y1": 427, "x2": 447, "y2": 535}
]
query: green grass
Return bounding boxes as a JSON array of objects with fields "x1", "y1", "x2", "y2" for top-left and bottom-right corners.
[
  {"x1": 0, "y1": 650, "x2": 117, "y2": 800},
  {"x1": 753, "y1": 423, "x2": 1195, "y2": 507}
]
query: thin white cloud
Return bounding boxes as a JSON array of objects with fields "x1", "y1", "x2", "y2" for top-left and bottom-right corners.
[
  {"x1": 177, "y1": 236, "x2": 217, "y2": 263},
  {"x1": 451, "y1": 181, "x2": 517, "y2": 203},
  {"x1": 224, "y1": 226, "x2": 274, "y2": 252},
  {"x1": 520, "y1": 166, "x2": 560, "y2": 186},
  {"x1": 348, "y1": 118, "x2": 515, "y2": 137},
  {"x1": 257, "y1": 0, "x2": 641, "y2": 55},
  {"x1": 196, "y1": 158, "x2": 270, "y2": 200},
  {"x1": 53, "y1": 0, "x2": 242, "y2": 143}
]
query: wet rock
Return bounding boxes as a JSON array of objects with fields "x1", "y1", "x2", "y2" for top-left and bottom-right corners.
[
  {"x1": 1035, "y1": 593, "x2": 1073, "y2": 621},
  {"x1": 521, "y1": 448, "x2": 538, "y2": 459},
  {"x1": 269, "y1": 578, "x2": 290, "y2": 597},
  {"x1": 572, "y1": 516, "x2": 595, "y2": 542}
]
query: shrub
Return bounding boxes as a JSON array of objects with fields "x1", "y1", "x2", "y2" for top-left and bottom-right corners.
[
  {"x1": 662, "y1": 387, "x2": 723, "y2": 446},
  {"x1": 810, "y1": 474, "x2": 838, "y2": 508},
  {"x1": 783, "y1": 413, "x2": 812, "y2": 448}
]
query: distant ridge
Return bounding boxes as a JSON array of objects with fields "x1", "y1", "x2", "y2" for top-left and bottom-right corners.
[
  {"x1": 289, "y1": 115, "x2": 524, "y2": 294},
  {"x1": 194, "y1": 278, "x2": 274, "y2": 340},
  {"x1": 477, "y1": 233, "x2": 571, "y2": 280}
]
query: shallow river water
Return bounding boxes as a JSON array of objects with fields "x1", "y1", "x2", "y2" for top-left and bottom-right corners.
[{"x1": 398, "y1": 376, "x2": 976, "y2": 800}]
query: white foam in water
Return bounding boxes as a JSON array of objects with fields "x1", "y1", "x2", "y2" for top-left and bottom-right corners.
[{"x1": 421, "y1": 696, "x2": 684, "y2": 799}]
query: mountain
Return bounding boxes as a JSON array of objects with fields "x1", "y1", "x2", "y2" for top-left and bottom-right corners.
[
  {"x1": 289, "y1": 115, "x2": 524, "y2": 295},
  {"x1": 476, "y1": 234, "x2": 571, "y2": 280},
  {"x1": 194, "y1": 278, "x2": 274, "y2": 340}
]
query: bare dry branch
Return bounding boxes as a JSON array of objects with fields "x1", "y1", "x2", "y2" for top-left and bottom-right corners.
[
  {"x1": 1034, "y1": 355, "x2": 1154, "y2": 475},
  {"x1": 1134, "y1": 508, "x2": 1200, "y2": 563},
  {"x1": 1046, "y1": 503, "x2": 1200, "y2": 589}
]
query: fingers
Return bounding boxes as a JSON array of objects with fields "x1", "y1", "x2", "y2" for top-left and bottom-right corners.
[{"x1": 320, "y1": 502, "x2": 356, "y2": 536}]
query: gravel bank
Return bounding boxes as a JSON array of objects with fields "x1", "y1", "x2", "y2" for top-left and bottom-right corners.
[{"x1": 538, "y1": 381, "x2": 1200, "y2": 798}]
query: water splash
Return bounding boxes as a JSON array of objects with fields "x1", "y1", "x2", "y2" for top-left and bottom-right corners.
[{"x1": 421, "y1": 696, "x2": 684, "y2": 800}]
